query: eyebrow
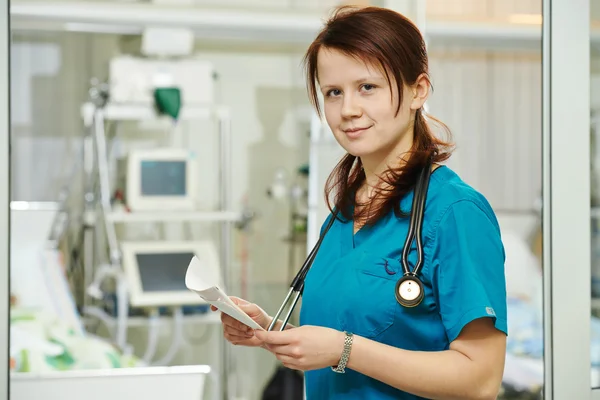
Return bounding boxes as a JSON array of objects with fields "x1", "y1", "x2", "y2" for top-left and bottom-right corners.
[{"x1": 320, "y1": 77, "x2": 385, "y2": 91}]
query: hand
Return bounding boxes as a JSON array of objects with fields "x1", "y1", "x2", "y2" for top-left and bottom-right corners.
[
  {"x1": 211, "y1": 296, "x2": 271, "y2": 347},
  {"x1": 254, "y1": 325, "x2": 345, "y2": 371}
]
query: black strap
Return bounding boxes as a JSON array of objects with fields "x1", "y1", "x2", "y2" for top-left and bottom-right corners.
[
  {"x1": 292, "y1": 212, "x2": 337, "y2": 292},
  {"x1": 401, "y1": 159, "x2": 433, "y2": 276},
  {"x1": 293, "y1": 159, "x2": 433, "y2": 291}
]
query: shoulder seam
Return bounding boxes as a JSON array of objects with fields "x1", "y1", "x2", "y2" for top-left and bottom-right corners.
[{"x1": 422, "y1": 199, "x2": 497, "y2": 271}]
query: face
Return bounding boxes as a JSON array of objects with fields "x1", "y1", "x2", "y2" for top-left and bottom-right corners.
[{"x1": 317, "y1": 48, "x2": 428, "y2": 170}]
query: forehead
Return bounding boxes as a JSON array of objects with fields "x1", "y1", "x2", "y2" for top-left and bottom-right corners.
[{"x1": 316, "y1": 47, "x2": 385, "y2": 85}]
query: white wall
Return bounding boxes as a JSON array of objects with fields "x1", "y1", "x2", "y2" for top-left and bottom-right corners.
[
  {"x1": 186, "y1": 0, "x2": 339, "y2": 9},
  {"x1": 428, "y1": 49, "x2": 542, "y2": 213}
]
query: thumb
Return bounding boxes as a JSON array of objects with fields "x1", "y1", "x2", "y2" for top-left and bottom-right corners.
[
  {"x1": 238, "y1": 302, "x2": 259, "y2": 315},
  {"x1": 230, "y1": 296, "x2": 250, "y2": 306},
  {"x1": 238, "y1": 302, "x2": 269, "y2": 323},
  {"x1": 230, "y1": 297, "x2": 268, "y2": 324}
]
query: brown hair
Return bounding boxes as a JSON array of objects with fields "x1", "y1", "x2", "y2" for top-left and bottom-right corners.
[{"x1": 303, "y1": 6, "x2": 454, "y2": 225}]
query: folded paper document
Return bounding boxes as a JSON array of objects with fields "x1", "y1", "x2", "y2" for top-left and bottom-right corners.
[{"x1": 185, "y1": 256, "x2": 264, "y2": 331}]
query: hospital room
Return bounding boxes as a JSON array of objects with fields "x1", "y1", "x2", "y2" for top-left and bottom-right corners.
[{"x1": 0, "y1": 0, "x2": 598, "y2": 399}]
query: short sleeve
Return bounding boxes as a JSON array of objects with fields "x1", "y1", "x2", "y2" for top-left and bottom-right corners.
[
  {"x1": 428, "y1": 200, "x2": 508, "y2": 342},
  {"x1": 319, "y1": 214, "x2": 332, "y2": 237}
]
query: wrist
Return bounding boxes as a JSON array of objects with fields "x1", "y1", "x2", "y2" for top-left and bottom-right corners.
[
  {"x1": 331, "y1": 331, "x2": 354, "y2": 374},
  {"x1": 330, "y1": 330, "x2": 345, "y2": 366}
]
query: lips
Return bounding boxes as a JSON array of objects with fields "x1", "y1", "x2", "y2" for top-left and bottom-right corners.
[
  {"x1": 343, "y1": 126, "x2": 371, "y2": 138},
  {"x1": 345, "y1": 127, "x2": 368, "y2": 133}
]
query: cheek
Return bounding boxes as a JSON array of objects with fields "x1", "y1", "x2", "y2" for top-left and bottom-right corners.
[
  {"x1": 324, "y1": 105, "x2": 341, "y2": 129},
  {"x1": 374, "y1": 110, "x2": 410, "y2": 140},
  {"x1": 324, "y1": 101, "x2": 337, "y2": 117}
]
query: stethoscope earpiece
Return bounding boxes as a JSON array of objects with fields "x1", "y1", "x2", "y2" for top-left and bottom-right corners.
[{"x1": 395, "y1": 275, "x2": 424, "y2": 308}]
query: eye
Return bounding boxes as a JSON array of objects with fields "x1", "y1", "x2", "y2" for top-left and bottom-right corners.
[
  {"x1": 326, "y1": 89, "x2": 342, "y2": 97},
  {"x1": 361, "y1": 84, "x2": 376, "y2": 92}
]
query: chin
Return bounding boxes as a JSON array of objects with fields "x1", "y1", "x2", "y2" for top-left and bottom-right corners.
[
  {"x1": 333, "y1": 134, "x2": 380, "y2": 158},
  {"x1": 342, "y1": 145, "x2": 378, "y2": 158}
]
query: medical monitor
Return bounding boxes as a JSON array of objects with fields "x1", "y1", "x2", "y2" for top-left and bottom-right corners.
[
  {"x1": 126, "y1": 148, "x2": 198, "y2": 211},
  {"x1": 121, "y1": 241, "x2": 221, "y2": 308}
]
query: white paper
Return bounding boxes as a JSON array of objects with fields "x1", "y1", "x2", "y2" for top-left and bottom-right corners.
[{"x1": 185, "y1": 256, "x2": 264, "y2": 331}]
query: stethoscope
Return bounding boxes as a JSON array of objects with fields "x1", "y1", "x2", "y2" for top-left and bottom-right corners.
[{"x1": 267, "y1": 159, "x2": 434, "y2": 332}]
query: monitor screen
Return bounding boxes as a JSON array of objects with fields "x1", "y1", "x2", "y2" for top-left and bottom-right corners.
[
  {"x1": 136, "y1": 252, "x2": 194, "y2": 292},
  {"x1": 140, "y1": 160, "x2": 187, "y2": 196}
]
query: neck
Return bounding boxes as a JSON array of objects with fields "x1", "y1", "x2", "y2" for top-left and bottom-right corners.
[{"x1": 359, "y1": 130, "x2": 414, "y2": 197}]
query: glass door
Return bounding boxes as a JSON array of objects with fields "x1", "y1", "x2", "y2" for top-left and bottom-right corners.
[
  {"x1": 542, "y1": 0, "x2": 595, "y2": 398},
  {"x1": 1, "y1": 0, "x2": 9, "y2": 397},
  {"x1": 592, "y1": 0, "x2": 600, "y2": 396}
]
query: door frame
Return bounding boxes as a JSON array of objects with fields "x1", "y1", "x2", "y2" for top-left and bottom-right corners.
[
  {"x1": 1, "y1": 0, "x2": 9, "y2": 398},
  {"x1": 542, "y1": 0, "x2": 593, "y2": 398}
]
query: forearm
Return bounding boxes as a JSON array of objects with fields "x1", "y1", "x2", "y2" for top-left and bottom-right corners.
[{"x1": 346, "y1": 336, "x2": 498, "y2": 400}]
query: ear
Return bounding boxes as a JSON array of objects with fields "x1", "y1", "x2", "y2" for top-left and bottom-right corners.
[{"x1": 409, "y1": 73, "x2": 430, "y2": 111}]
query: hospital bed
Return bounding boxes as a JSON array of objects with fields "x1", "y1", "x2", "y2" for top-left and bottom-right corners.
[
  {"x1": 11, "y1": 365, "x2": 210, "y2": 400},
  {"x1": 499, "y1": 297, "x2": 600, "y2": 399},
  {"x1": 9, "y1": 204, "x2": 213, "y2": 400},
  {"x1": 494, "y1": 221, "x2": 545, "y2": 399},
  {"x1": 496, "y1": 228, "x2": 600, "y2": 399},
  {"x1": 499, "y1": 297, "x2": 545, "y2": 399}
]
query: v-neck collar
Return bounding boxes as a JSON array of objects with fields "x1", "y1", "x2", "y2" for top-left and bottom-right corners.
[
  {"x1": 341, "y1": 218, "x2": 354, "y2": 253},
  {"x1": 339, "y1": 165, "x2": 445, "y2": 254},
  {"x1": 342, "y1": 217, "x2": 372, "y2": 252}
]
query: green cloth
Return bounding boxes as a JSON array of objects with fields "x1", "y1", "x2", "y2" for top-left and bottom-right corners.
[{"x1": 154, "y1": 87, "x2": 181, "y2": 120}]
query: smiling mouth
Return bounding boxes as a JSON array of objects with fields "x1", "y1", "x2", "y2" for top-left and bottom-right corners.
[
  {"x1": 343, "y1": 126, "x2": 371, "y2": 137},
  {"x1": 344, "y1": 126, "x2": 371, "y2": 133}
]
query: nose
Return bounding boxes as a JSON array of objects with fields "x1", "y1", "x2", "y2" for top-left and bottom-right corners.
[{"x1": 341, "y1": 93, "x2": 362, "y2": 119}]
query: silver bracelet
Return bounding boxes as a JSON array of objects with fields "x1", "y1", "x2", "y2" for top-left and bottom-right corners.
[{"x1": 331, "y1": 331, "x2": 353, "y2": 374}]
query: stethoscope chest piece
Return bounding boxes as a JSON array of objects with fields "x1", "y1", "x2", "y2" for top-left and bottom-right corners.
[
  {"x1": 270, "y1": 161, "x2": 435, "y2": 331},
  {"x1": 395, "y1": 275, "x2": 424, "y2": 308}
]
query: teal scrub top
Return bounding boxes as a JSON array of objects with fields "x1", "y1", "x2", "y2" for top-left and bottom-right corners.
[{"x1": 299, "y1": 166, "x2": 508, "y2": 400}]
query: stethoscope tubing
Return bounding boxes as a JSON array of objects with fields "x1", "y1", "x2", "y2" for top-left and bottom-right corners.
[{"x1": 268, "y1": 159, "x2": 433, "y2": 331}]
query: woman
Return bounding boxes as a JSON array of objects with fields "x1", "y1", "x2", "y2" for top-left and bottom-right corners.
[{"x1": 214, "y1": 6, "x2": 507, "y2": 400}]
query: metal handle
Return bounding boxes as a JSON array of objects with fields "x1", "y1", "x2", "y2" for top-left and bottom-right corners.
[
  {"x1": 279, "y1": 291, "x2": 302, "y2": 331},
  {"x1": 268, "y1": 287, "x2": 294, "y2": 331},
  {"x1": 267, "y1": 287, "x2": 302, "y2": 331}
]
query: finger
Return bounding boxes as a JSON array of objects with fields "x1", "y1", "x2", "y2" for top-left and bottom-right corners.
[
  {"x1": 254, "y1": 329, "x2": 294, "y2": 345},
  {"x1": 236, "y1": 302, "x2": 265, "y2": 321},
  {"x1": 224, "y1": 325, "x2": 254, "y2": 338},
  {"x1": 275, "y1": 353, "x2": 303, "y2": 371},
  {"x1": 224, "y1": 332, "x2": 255, "y2": 343},
  {"x1": 221, "y1": 313, "x2": 255, "y2": 332},
  {"x1": 282, "y1": 345, "x2": 301, "y2": 358},
  {"x1": 224, "y1": 331, "x2": 263, "y2": 347},
  {"x1": 230, "y1": 296, "x2": 250, "y2": 306},
  {"x1": 212, "y1": 297, "x2": 250, "y2": 312},
  {"x1": 264, "y1": 343, "x2": 301, "y2": 359},
  {"x1": 223, "y1": 327, "x2": 252, "y2": 340},
  {"x1": 275, "y1": 353, "x2": 299, "y2": 366}
]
